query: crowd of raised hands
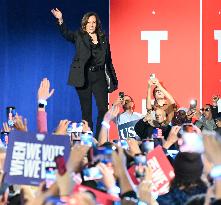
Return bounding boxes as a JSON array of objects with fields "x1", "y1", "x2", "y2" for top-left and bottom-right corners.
[{"x1": 0, "y1": 77, "x2": 220, "y2": 205}]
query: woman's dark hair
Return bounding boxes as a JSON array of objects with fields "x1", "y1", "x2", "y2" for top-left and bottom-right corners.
[{"x1": 81, "y1": 12, "x2": 104, "y2": 37}]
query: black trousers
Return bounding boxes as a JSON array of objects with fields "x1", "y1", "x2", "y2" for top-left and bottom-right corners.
[{"x1": 76, "y1": 69, "x2": 108, "y2": 139}]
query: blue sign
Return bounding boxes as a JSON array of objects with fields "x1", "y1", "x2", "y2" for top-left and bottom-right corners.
[
  {"x1": 118, "y1": 120, "x2": 140, "y2": 140},
  {"x1": 4, "y1": 131, "x2": 70, "y2": 186}
]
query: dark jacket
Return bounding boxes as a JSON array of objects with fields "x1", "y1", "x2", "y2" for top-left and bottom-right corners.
[
  {"x1": 157, "y1": 185, "x2": 207, "y2": 205},
  {"x1": 58, "y1": 23, "x2": 118, "y2": 93},
  {"x1": 134, "y1": 118, "x2": 171, "y2": 140}
]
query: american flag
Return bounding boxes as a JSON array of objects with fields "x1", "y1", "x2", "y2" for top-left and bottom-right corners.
[{"x1": 156, "y1": 128, "x2": 163, "y2": 138}]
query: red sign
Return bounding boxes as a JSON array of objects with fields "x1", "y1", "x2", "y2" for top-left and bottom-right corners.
[
  {"x1": 202, "y1": 0, "x2": 221, "y2": 104},
  {"x1": 147, "y1": 146, "x2": 175, "y2": 195},
  {"x1": 73, "y1": 184, "x2": 120, "y2": 205},
  {"x1": 110, "y1": 0, "x2": 200, "y2": 112}
]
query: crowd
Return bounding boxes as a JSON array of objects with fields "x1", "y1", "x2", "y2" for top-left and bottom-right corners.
[{"x1": 0, "y1": 77, "x2": 221, "y2": 205}]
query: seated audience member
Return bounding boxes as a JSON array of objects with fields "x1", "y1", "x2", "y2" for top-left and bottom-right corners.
[
  {"x1": 214, "y1": 112, "x2": 221, "y2": 136},
  {"x1": 146, "y1": 77, "x2": 177, "y2": 124},
  {"x1": 134, "y1": 108, "x2": 171, "y2": 140},
  {"x1": 195, "y1": 104, "x2": 217, "y2": 131},
  {"x1": 113, "y1": 94, "x2": 143, "y2": 126},
  {"x1": 157, "y1": 152, "x2": 207, "y2": 205}
]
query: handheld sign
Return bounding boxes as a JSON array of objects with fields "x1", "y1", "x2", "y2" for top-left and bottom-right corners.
[
  {"x1": 118, "y1": 120, "x2": 140, "y2": 140},
  {"x1": 4, "y1": 131, "x2": 70, "y2": 186},
  {"x1": 147, "y1": 146, "x2": 175, "y2": 196}
]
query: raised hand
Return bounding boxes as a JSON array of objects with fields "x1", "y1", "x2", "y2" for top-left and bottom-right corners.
[
  {"x1": 38, "y1": 78, "x2": 54, "y2": 101},
  {"x1": 203, "y1": 131, "x2": 221, "y2": 165},
  {"x1": 127, "y1": 138, "x2": 141, "y2": 156},
  {"x1": 97, "y1": 163, "x2": 116, "y2": 190},
  {"x1": 54, "y1": 119, "x2": 70, "y2": 135},
  {"x1": 2, "y1": 122, "x2": 11, "y2": 132},
  {"x1": 103, "y1": 105, "x2": 120, "y2": 123},
  {"x1": 51, "y1": 8, "x2": 63, "y2": 20},
  {"x1": 14, "y1": 114, "x2": 28, "y2": 132}
]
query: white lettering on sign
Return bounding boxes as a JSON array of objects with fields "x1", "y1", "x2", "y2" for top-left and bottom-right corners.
[
  {"x1": 147, "y1": 156, "x2": 170, "y2": 194},
  {"x1": 214, "y1": 30, "x2": 221, "y2": 62},
  {"x1": 141, "y1": 31, "x2": 168, "y2": 63}
]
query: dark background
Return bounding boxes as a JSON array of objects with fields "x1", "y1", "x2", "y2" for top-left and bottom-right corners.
[{"x1": 0, "y1": 0, "x2": 109, "y2": 132}]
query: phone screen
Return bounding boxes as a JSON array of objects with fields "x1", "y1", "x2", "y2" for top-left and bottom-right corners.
[
  {"x1": 141, "y1": 140, "x2": 154, "y2": 153},
  {"x1": 45, "y1": 167, "x2": 57, "y2": 188},
  {"x1": 190, "y1": 99, "x2": 197, "y2": 110},
  {"x1": 82, "y1": 167, "x2": 103, "y2": 181},
  {"x1": 80, "y1": 132, "x2": 93, "y2": 146},
  {"x1": 93, "y1": 146, "x2": 113, "y2": 165},
  {"x1": 67, "y1": 122, "x2": 83, "y2": 134},
  {"x1": 134, "y1": 155, "x2": 147, "y2": 178},
  {"x1": 0, "y1": 132, "x2": 9, "y2": 149}
]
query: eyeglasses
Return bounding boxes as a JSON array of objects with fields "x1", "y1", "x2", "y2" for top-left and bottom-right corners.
[{"x1": 201, "y1": 108, "x2": 211, "y2": 112}]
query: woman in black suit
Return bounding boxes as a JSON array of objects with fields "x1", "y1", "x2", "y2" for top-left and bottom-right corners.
[{"x1": 51, "y1": 8, "x2": 118, "y2": 138}]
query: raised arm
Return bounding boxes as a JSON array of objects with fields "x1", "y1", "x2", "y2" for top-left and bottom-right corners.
[
  {"x1": 154, "y1": 78, "x2": 175, "y2": 104},
  {"x1": 51, "y1": 8, "x2": 63, "y2": 24},
  {"x1": 146, "y1": 79, "x2": 153, "y2": 111},
  {"x1": 51, "y1": 8, "x2": 76, "y2": 42},
  {"x1": 98, "y1": 105, "x2": 120, "y2": 146},
  {"x1": 37, "y1": 78, "x2": 54, "y2": 133}
]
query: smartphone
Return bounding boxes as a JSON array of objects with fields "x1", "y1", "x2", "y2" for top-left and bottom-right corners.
[
  {"x1": 67, "y1": 122, "x2": 83, "y2": 134},
  {"x1": 93, "y1": 146, "x2": 113, "y2": 165},
  {"x1": 178, "y1": 123, "x2": 196, "y2": 137},
  {"x1": 189, "y1": 99, "x2": 197, "y2": 110},
  {"x1": 113, "y1": 139, "x2": 129, "y2": 150},
  {"x1": 45, "y1": 166, "x2": 57, "y2": 188},
  {"x1": 119, "y1": 92, "x2": 124, "y2": 100},
  {"x1": 134, "y1": 154, "x2": 147, "y2": 178},
  {"x1": 179, "y1": 132, "x2": 204, "y2": 153},
  {"x1": 141, "y1": 139, "x2": 154, "y2": 153},
  {"x1": 150, "y1": 73, "x2": 156, "y2": 80},
  {"x1": 120, "y1": 140, "x2": 129, "y2": 150},
  {"x1": 82, "y1": 166, "x2": 103, "y2": 181},
  {"x1": 54, "y1": 155, "x2": 66, "y2": 176},
  {"x1": 0, "y1": 132, "x2": 9, "y2": 149},
  {"x1": 80, "y1": 132, "x2": 93, "y2": 146},
  {"x1": 6, "y1": 106, "x2": 16, "y2": 127}
]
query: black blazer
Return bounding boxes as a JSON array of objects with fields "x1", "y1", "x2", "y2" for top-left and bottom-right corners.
[{"x1": 59, "y1": 23, "x2": 118, "y2": 93}]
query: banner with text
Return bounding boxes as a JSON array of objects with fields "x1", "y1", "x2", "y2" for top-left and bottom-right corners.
[
  {"x1": 147, "y1": 146, "x2": 175, "y2": 195},
  {"x1": 118, "y1": 120, "x2": 140, "y2": 140},
  {"x1": 4, "y1": 131, "x2": 70, "y2": 186}
]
